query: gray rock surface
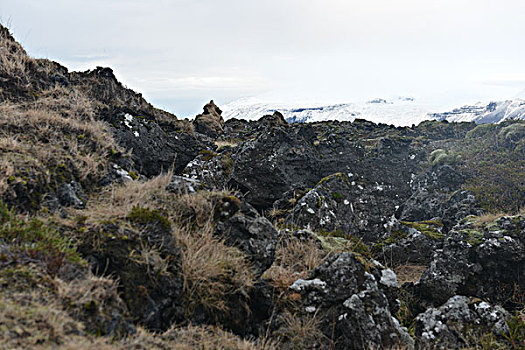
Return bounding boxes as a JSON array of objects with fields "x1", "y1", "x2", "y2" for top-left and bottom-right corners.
[
  {"x1": 415, "y1": 295, "x2": 509, "y2": 349},
  {"x1": 289, "y1": 252, "x2": 413, "y2": 349}
]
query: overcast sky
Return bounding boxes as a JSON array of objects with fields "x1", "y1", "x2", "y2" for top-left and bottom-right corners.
[{"x1": 1, "y1": 0, "x2": 525, "y2": 117}]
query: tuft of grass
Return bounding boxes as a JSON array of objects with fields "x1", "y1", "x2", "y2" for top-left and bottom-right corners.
[
  {"x1": 177, "y1": 221, "x2": 253, "y2": 318},
  {"x1": 276, "y1": 311, "x2": 326, "y2": 349},
  {"x1": 0, "y1": 25, "x2": 30, "y2": 80},
  {"x1": 393, "y1": 264, "x2": 427, "y2": 285},
  {"x1": 215, "y1": 138, "x2": 241, "y2": 151},
  {"x1": 262, "y1": 234, "x2": 329, "y2": 291},
  {"x1": 125, "y1": 324, "x2": 277, "y2": 350},
  {"x1": 127, "y1": 205, "x2": 171, "y2": 231},
  {"x1": 0, "y1": 201, "x2": 84, "y2": 275}
]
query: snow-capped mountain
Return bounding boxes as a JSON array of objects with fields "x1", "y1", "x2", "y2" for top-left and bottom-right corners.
[
  {"x1": 222, "y1": 97, "x2": 436, "y2": 127},
  {"x1": 222, "y1": 96, "x2": 525, "y2": 126},
  {"x1": 430, "y1": 99, "x2": 525, "y2": 124}
]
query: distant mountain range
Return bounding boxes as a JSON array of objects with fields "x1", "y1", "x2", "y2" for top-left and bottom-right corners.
[
  {"x1": 430, "y1": 99, "x2": 525, "y2": 124},
  {"x1": 222, "y1": 96, "x2": 525, "y2": 126}
]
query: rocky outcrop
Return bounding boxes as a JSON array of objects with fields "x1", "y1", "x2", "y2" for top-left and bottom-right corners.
[
  {"x1": 214, "y1": 198, "x2": 279, "y2": 276},
  {"x1": 287, "y1": 172, "x2": 400, "y2": 242},
  {"x1": 400, "y1": 165, "x2": 482, "y2": 230},
  {"x1": 259, "y1": 111, "x2": 288, "y2": 127},
  {"x1": 373, "y1": 220, "x2": 445, "y2": 266},
  {"x1": 109, "y1": 110, "x2": 203, "y2": 176},
  {"x1": 415, "y1": 296, "x2": 509, "y2": 349},
  {"x1": 415, "y1": 215, "x2": 525, "y2": 308},
  {"x1": 193, "y1": 100, "x2": 225, "y2": 137},
  {"x1": 288, "y1": 253, "x2": 413, "y2": 349}
]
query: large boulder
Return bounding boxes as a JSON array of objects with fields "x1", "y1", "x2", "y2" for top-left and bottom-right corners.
[
  {"x1": 288, "y1": 252, "x2": 413, "y2": 349},
  {"x1": 415, "y1": 214, "x2": 525, "y2": 308},
  {"x1": 400, "y1": 165, "x2": 481, "y2": 230},
  {"x1": 214, "y1": 198, "x2": 279, "y2": 277},
  {"x1": 287, "y1": 172, "x2": 401, "y2": 242},
  {"x1": 193, "y1": 100, "x2": 225, "y2": 138},
  {"x1": 415, "y1": 295, "x2": 510, "y2": 349},
  {"x1": 227, "y1": 127, "x2": 319, "y2": 210}
]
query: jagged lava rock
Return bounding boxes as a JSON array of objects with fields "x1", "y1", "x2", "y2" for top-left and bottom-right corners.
[
  {"x1": 415, "y1": 215, "x2": 525, "y2": 308},
  {"x1": 289, "y1": 252, "x2": 413, "y2": 349},
  {"x1": 214, "y1": 198, "x2": 279, "y2": 276},
  {"x1": 288, "y1": 172, "x2": 401, "y2": 242},
  {"x1": 415, "y1": 295, "x2": 509, "y2": 349},
  {"x1": 400, "y1": 165, "x2": 482, "y2": 230},
  {"x1": 193, "y1": 100, "x2": 225, "y2": 137}
]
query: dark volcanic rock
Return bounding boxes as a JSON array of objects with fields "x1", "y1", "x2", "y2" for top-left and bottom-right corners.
[
  {"x1": 183, "y1": 151, "x2": 235, "y2": 189},
  {"x1": 227, "y1": 127, "x2": 319, "y2": 210},
  {"x1": 415, "y1": 215, "x2": 525, "y2": 308},
  {"x1": 226, "y1": 122, "x2": 423, "y2": 211},
  {"x1": 287, "y1": 172, "x2": 401, "y2": 242},
  {"x1": 373, "y1": 220, "x2": 445, "y2": 266},
  {"x1": 415, "y1": 295, "x2": 509, "y2": 349},
  {"x1": 57, "y1": 181, "x2": 88, "y2": 209},
  {"x1": 259, "y1": 111, "x2": 288, "y2": 127},
  {"x1": 109, "y1": 110, "x2": 202, "y2": 176},
  {"x1": 288, "y1": 253, "x2": 413, "y2": 349},
  {"x1": 400, "y1": 165, "x2": 482, "y2": 230},
  {"x1": 214, "y1": 199, "x2": 279, "y2": 276},
  {"x1": 193, "y1": 100, "x2": 225, "y2": 137}
]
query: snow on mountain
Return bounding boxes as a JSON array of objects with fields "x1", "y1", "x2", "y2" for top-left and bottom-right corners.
[
  {"x1": 222, "y1": 97, "x2": 436, "y2": 127},
  {"x1": 222, "y1": 96, "x2": 525, "y2": 126},
  {"x1": 429, "y1": 99, "x2": 525, "y2": 124}
]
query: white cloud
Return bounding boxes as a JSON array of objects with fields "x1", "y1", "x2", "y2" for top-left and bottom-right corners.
[{"x1": 1, "y1": 0, "x2": 524, "y2": 115}]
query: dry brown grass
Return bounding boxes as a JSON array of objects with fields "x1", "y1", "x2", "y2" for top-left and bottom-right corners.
[
  {"x1": 79, "y1": 172, "x2": 172, "y2": 223},
  {"x1": 277, "y1": 310, "x2": 326, "y2": 349},
  {"x1": 262, "y1": 235, "x2": 330, "y2": 290},
  {"x1": 123, "y1": 325, "x2": 276, "y2": 350},
  {"x1": 0, "y1": 294, "x2": 274, "y2": 350},
  {"x1": 0, "y1": 157, "x2": 14, "y2": 193},
  {"x1": 215, "y1": 139, "x2": 240, "y2": 151},
  {"x1": 393, "y1": 264, "x2": 427, "y2": 285},
  {"x1": 471, "y1": 212, "x2": 509, "y2": 227},
  {"x1": 0, "y1": 25, "x2": 30, "y2": 79},
  {"x1": 0, "y1": 294, "x2": 86, "y2": 349},
  {"x1": 25, "y1": 85, "x2": 97, "y2": 121},
  {"x1": 0, "y1": 96, "x2": 118, "y2": 206},
  {"x1": 69, "y1": 175, "x2": 254, "y2": 319},
  {"x1": 177, "y1": 220, "x2": 254, "y2": 317}
]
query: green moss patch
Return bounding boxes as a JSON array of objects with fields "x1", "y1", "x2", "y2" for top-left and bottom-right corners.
[
  {"x1": 400, "y1": 220, "x2": 445, "y2": 240},
  {"x1": 0, "y1": 202, "x2": 84, "y2": 275},
  {"x1": 127, "y1": 205, "x2": 171, "y2": 231}
]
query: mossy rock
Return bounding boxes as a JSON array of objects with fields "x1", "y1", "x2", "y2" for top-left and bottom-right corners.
[
  {"x1": 0, "y1": 201, "x2": 84, "y2": 274},
  {"x1": 400, "y1": 220, "x2": 445, "y2": 240},
  {"x1": 458, "y1": 229, "x2": 484, "y2": 245},
  {"x1": 199, "y1": 149, "x2": 218, "y2": 161},
  {"x1": 127, "y1": 205, "x2": 171, "y2": 231}
]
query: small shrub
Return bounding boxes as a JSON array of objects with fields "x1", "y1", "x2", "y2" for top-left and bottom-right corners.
[
  {"x1": 0, "y1": 201, "x2": 83, "y2": 275},
  {"x1": 177, "y1": 221, "x2": 253, "y2": 318},
  {"x1": 127, "y1": 205, "x2": 171, "y2": 231}
]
